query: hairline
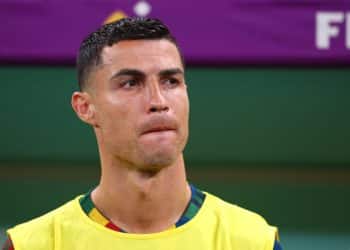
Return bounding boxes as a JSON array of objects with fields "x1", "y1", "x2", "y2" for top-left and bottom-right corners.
[{"x1": 81, "y1": 38, "x2": 185, "y2": 92}]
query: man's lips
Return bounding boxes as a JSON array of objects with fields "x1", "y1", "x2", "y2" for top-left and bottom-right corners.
[
  {"x1": 140, "y1": 117, "x2": 178, "y2": 135},
  {"x1": 142, "y1": 126, "x2": 176, "y2": 135}
]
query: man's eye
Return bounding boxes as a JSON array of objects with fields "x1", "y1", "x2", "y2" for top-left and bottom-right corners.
[
  {"x1": 163, "y1": 78, "x2": 180, "y2": 86},
  {"x1": 120, "y1": 79, "x2": 139, "y2": 88}
]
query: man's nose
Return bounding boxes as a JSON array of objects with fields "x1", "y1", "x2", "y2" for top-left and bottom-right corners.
[{"x1": 146, "y1": 81, "x2": 169, "y2": 113}]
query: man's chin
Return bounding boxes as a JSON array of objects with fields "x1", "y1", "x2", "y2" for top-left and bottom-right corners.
[{"x1": 136, "y1": 152, "x2": 178, "y2": 172}]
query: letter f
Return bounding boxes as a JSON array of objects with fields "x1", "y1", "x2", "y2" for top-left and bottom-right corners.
[{"x1": 316, "y1": 12, "x2": 344, "y2": 49}]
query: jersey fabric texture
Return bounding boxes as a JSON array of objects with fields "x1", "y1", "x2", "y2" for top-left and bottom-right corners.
[{"x1": 7, "y1": 191, "x2": 277, "y2": 250}]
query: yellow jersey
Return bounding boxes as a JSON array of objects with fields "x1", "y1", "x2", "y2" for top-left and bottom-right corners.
[{"x1": 8, "y1": 192, "x2": 277, "y2": 250}]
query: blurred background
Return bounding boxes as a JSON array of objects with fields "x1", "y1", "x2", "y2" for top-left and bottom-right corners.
[{"x1": 1, "y1": 1, "x2": 349, "y2": 249}]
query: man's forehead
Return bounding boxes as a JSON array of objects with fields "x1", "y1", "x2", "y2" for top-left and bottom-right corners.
[{"x1": 99, "y1": 39, "x2": 183, "y2": 71}]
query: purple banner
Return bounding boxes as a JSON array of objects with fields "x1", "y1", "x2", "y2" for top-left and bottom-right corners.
[{"x1": 1, "y1": 0, "x2": 349, "y2": 65}]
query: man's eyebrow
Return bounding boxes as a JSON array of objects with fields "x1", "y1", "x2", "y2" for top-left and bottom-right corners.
[
  {"x1": 110, "y1": 69, "x2": 145, "y2": 80},
  {"x1": 109, "y1": 68, "x2": 184, "y2": 81},
  {"x1": 159, "y1": 68, "x2": 184, "y2": 77}
]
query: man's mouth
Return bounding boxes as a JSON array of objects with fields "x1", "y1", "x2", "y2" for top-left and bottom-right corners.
[
  {"x1": 142, "y1": 126, "x2": 176, "y2": 134},
  {"x1": 140, "y1": 116, "x2": 178, "y2": 136}
]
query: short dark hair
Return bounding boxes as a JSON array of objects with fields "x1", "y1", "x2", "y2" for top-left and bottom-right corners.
[{"x1": 77, "y1": 17, "x2": 183, "y2": 90}]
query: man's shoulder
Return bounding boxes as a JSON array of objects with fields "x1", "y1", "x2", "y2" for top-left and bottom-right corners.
[
  {"x1": 203, "y1": 191, "x2": 277, "y2": 249},
  {"x1": 7, "y1": 196, "x2": 81, "y2": 250},
  {"x1": 205, "y1": 191, "x2": 269, "y2": 223}
]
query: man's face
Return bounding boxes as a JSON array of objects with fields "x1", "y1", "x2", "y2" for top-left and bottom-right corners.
[{"x1": 86, "y1": 39, "x2": 189, "y2": 171}]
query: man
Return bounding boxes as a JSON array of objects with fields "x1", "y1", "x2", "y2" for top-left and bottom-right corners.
[{"x1": 3, "y1": 17, "x2": 282, "y2": 250}]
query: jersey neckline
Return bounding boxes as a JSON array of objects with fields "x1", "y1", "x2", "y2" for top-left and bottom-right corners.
[{"x1": 74, "y1": 184, "x2": 210, "y2": 239}]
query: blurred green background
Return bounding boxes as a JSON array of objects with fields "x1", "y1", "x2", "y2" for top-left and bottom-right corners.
[{"x1": 1, "y1": 66, "x2": 349, "y2": 249}]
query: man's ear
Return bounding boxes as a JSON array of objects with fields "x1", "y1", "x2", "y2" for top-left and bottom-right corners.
[{"x1": 71, "y1": 91, "x2": 98, "y2": 127}]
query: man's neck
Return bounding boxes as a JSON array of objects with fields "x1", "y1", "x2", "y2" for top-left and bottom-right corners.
[{"x1": 91, "y1": 155, "x2": 190, "y2": 234}]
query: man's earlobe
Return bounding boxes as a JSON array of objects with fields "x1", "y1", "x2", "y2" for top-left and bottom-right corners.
[{"x1": 71, "y1": 91, "x2": 97, "y2": 126}]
